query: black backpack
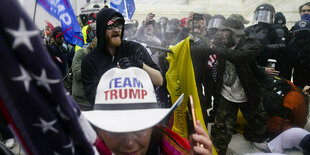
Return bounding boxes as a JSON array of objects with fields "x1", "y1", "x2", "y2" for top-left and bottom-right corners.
[{"x1": 260, "y1": 76, "x2": 292, "y2": 117}]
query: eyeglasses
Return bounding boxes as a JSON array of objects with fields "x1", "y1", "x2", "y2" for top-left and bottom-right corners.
[
  {"x1": 107, "y1": 24, "x2": 123, "y2": 30},
  {"x1": 55, "y1": 34, "x2": 64, "y2": 38},
  {"x1": 301, "y1": 9, "x2": 310, "y2": 13}
]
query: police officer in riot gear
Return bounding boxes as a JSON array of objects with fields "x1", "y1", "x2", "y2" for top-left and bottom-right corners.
[
  {"x1": 273, "y1": 12, "x2": 291, "y2": 43},
  {"x1": 206, "y1": 14, "x2": 225, "y2": 40},
  {"x1": 164, "y1": 18, "x2": 180, "y2": 47},
  {"x1": 271, "y1": 12, "x2": 293, "y2": 77},
  {"x1": 155, "y1": 16, "x2": 169, "y2": 44},
  {"x1": 283, "y1": 20, "x2": 310, "y2": 89},
  {"x1": 245, "y1": 3, "x2": 288, "y2": 72}
]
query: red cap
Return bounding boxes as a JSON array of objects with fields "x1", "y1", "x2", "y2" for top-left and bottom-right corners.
[{"x1": 180, "y1": 18, "x2": 188, "y2": 27}]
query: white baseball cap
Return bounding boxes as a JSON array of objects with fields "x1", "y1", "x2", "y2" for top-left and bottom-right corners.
[{"x1": 83, "y1": 67, "x2": 184, "y2": 133}]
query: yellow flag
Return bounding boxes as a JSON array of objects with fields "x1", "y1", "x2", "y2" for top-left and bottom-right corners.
[
  {"x1": 75, "y1": 25, "x2": 89, "y2": 52},
  {"x1": 166, "y1": 37, "x2": 218, "y2": 155},
  {"x1": 82, "y1": 25, "x2": 88, "y2": 44}
]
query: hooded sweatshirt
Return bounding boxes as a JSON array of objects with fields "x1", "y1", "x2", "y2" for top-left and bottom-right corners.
[{"x1": 81, "y1": 8, "x2": 160, "y2": 105}]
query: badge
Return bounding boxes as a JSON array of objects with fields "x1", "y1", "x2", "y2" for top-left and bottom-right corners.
[{"x1": 299, "y1": 21, "x2": 307, "y2": 28}]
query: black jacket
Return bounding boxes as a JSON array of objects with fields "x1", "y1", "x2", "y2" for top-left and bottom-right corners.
[
  {"x1": 245, "y1": 23, "x2": 287, "y2": 67},
  {"x1": 193, "y1": 36, "x2": 263, "y2": 105},
  {"x1": 81, "y1": 8, "x2": 159, "y2": 105},
  {"x1": 284, "y1": 36, "x2": 310, "y2": 88}
]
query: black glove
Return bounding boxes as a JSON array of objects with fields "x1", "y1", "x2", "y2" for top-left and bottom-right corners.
[
  {"x1": 119, "y1": 57, "x2": 131, "y2": 69},
  {"x1": 119, "y1": 57, "x2": 143, "y2": 69}
]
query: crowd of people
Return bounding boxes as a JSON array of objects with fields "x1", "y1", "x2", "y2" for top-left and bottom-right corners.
[{"x1": 1, "y1": 1, "x2": 310, "y2": 155}]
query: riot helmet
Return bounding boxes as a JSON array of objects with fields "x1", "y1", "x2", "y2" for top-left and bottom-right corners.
[
  {"x1": 159, "y1": 17, "x2": 169, "y2": 28},
  {"x1": 132, "y1": 19, "x2": 139, "y2": 33},
  {"x1": 124, "y1": 19, "x2": 135, "y2": 40},
  {"x1": 207, "y1": 14, "x2": 225, "y2": 30},
  {"x1": 132, "y1": 19, "x2": 139, "y2": 28},
  {"x1": 203, "y1": 13, "x2": 212, "y2": 25},
  {"x1": 166, "y1": 18, "x2": 180, "y2": 33},
  {"x1": 253, "y1": 3, "x2": 275, "y2": 24},
  {"x1": 124, "y1": 18, "x2": 134, "y2": 31}
]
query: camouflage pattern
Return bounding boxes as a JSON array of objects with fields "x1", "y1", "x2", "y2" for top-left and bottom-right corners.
[{"x1": 211, "y1": 96, "x2": 268, "y2": 155}]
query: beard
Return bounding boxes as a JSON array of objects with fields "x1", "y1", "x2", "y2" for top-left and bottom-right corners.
[
  {"x1": 225, "y1": 34, "x2": 236, "y2": 48},
  {"x1": 106, "y1": 32, "x2": 122, "y2": 47},
  {"x1": 55, "y1": 40, "x2": 63, "y2": 47}
]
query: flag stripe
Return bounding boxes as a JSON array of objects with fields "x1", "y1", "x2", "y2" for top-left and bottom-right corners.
[
  {"x1": 0, "y1": 0, "x2": 96, "y2": 154},
  {"x1": 0, "y1": 98, "x2": 31, "y2": 155}
]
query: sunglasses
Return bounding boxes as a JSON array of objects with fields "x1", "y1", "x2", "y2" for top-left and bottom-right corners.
[
  {"x1": 301, "y1": 9, "x2": 310, "y2": 12},
  {"x1": 56, "y1": 34, "x2": 64, "y2": 38},
  {"x1": 107, "y1": 24, "x2": 123, "y2": 30}
]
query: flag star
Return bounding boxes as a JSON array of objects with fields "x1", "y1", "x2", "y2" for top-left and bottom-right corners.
[
  {"x1": 5, "y1": 18, "x2": 39, "y2": 52},
  {"x1": 12, "y1": 65, "x2": 32, "y2": 92},
  {"x1": 56, "y1": 106, "x2": 70, "y2": 120},
  {"x1": 63, "y1": 138, "x2": 75, "y2": 154},
  {"x1": 32, "y1": 69, "x2": 60, "y2": 93},
  {"x1": 33, "y1": 117, "x2": 58, "y2": 134},
  {"x1": 73, "y1": 107, "x2": 78, "y2": 114}
]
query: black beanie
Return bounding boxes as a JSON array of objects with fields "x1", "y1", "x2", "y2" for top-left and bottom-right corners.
[
  {"x1": 274, "y1": 12, "x2": 286, "y2": 25},
  {"x1": 52, "y1": 26, "x2": 63, "y2": 38}
]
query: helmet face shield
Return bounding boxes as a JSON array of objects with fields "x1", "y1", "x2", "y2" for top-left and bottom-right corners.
[
  {"x1": 253, "y1": 10, "x2": 274, "y2": 24},
  {"x1": 207, "y1": 18, "x2": 224, "y2": 30}
]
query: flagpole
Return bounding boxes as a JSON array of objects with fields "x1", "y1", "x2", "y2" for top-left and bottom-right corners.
[
  {"x1": 33, "y1": 0, "x2": 38, "y2": 22},
  {"x1": 123, "y1": 0, "x2": 129, "y2": 19}
]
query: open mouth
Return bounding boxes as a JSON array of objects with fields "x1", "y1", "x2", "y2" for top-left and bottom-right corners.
[{"x1": 112, "y1": 33, "x2": 120, "y2": 37}]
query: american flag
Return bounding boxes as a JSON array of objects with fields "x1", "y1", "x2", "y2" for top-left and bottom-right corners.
[
  {"x1": 207, "y1": 54, "x2": 217, "y2": 68},
  {"x1": 107, "y1": 19, "x2": 115, "y2": 26},
  {"x1": 208, "y1": 54, "x2": 218, "y2": 81},
  {"x1": 0, "y1": 0, "x2": 98, "y2": 154}
]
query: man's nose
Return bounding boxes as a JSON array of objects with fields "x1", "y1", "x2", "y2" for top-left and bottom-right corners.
[{"x1": 112, "y1": 27, "x2": 121, "y2": 31}]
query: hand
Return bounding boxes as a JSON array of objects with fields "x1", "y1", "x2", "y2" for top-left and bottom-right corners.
[
  {"x1": 145, "y1": 13, "x2": 155, "y2": 25},
  {"x1": 189, "y1": 120, "x2": 213, "y2": 155},
  {"x1": 198, "y1": 19, "x2": 206, "y2": 29},
  {"x1": 185, "y1": 12, "x2": 194, "y2": 28},
  {"x1": 119, "y1": 57, "x2": 131, "y2": 69},
  {"x1": 119, "y1": 57, "x2": 143, "y2": 69},
  {"x1": 265, "y1": 67, "x2": 280, "y2": 76},
  {"x1": 302, "y1": 85, "x2": 310, "y2": 95}
]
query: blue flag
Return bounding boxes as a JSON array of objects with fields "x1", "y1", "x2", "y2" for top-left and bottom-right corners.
[
  {"x1": 38, "y1": 0, "x2": 84, "y2": 47},
  {"x1": 111, "y1": 0, "x2": 136, "y2": 19},
  {"x1": 0, "y1": 0, "x2": 98, "y2": 154}
]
